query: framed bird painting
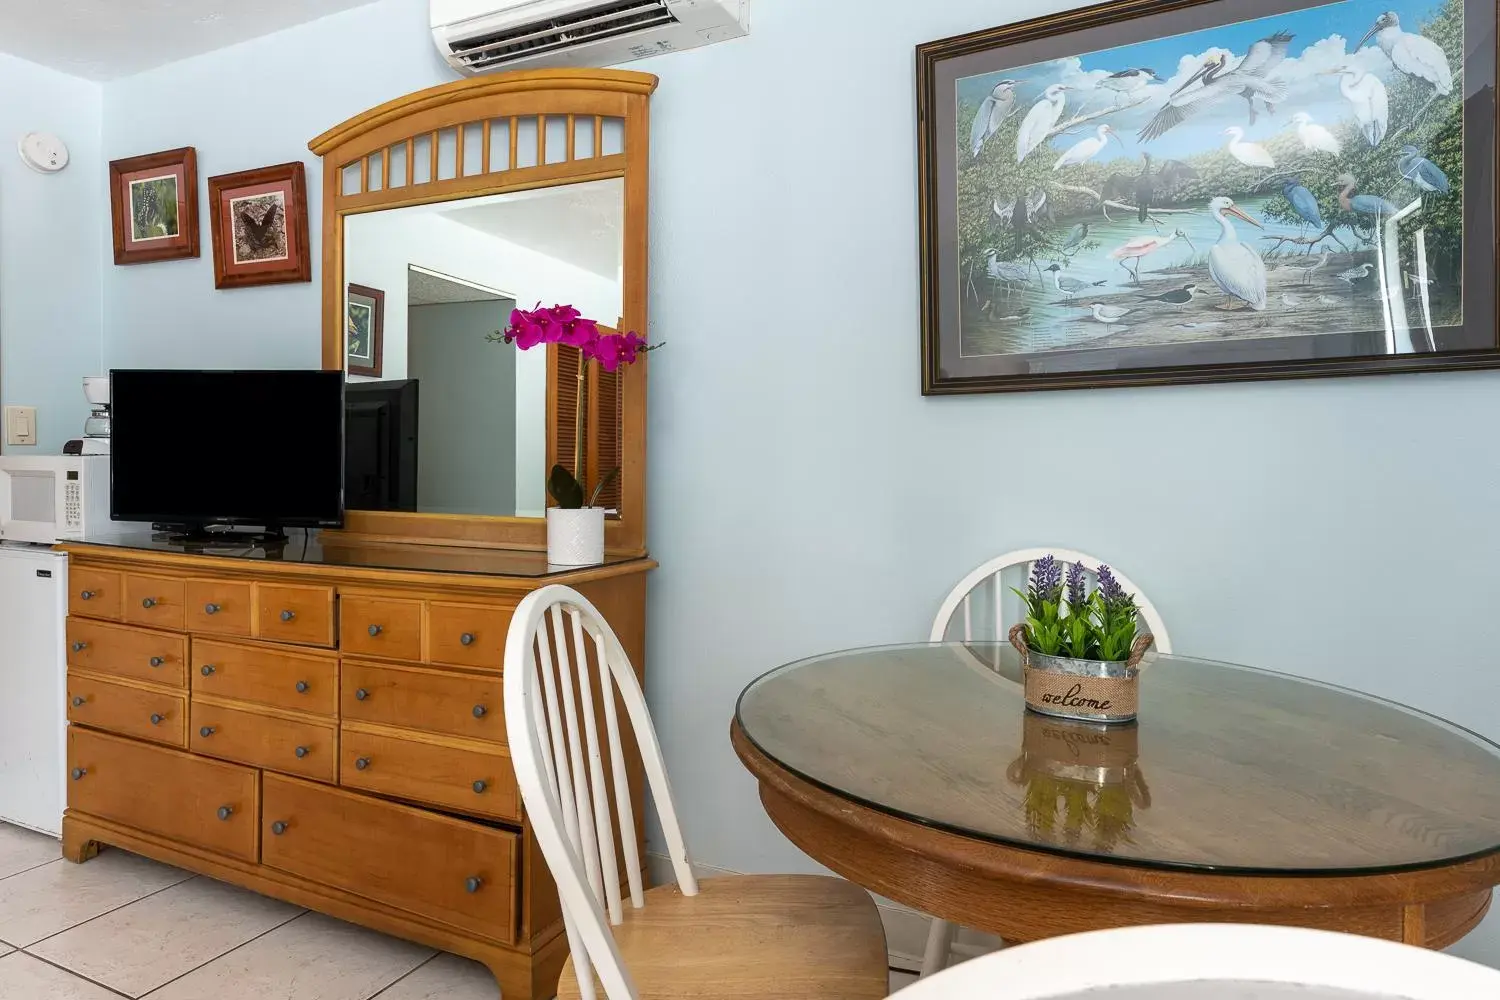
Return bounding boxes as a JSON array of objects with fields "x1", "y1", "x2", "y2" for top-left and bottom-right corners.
[
  {"x1": 917, "y1": 0, "x2": 1497, "y2": 394},
  {"x1": 207, "y1": 162, "x2": 312, "y2": 289}
]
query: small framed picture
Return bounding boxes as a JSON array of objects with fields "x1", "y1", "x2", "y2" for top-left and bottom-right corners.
[
  {"x1": 109, "y1": 147, "x2": 199, "y2": 265},
  {"x1": 346, "y1": 283, "x2": 385, "y2": 377},
  {"x1": 207, "y1": 162, "x2": 311, "y2": 289}
]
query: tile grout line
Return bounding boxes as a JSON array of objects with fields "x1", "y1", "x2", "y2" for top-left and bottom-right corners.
[
  {"x1": 366, "y1": 951, "x2": 443, "y2": 1000},
  {"x1": 19, "y1": 952, "x2": 137, "y2": 1000},
  {"x1": 18, "y1": 871, "x2": 200, "y2": 952},
  {"x1": 0, "y1": 853, "x2": 71, "y2": 885},
  {"x1": 134, "y1": 909, "x2": 314, "y2": 999}
]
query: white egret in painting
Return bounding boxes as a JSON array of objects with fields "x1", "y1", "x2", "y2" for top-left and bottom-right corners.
[
  {"x1": 1222, "y1": 127, "x2": 1275, "y2": 167},
  {"x1": 1053, "y1": 125, "x2": 1121, "y2": 170},
  {"x1": 1290, "y1": 111, "x2": 1341, "y2": 155},
  {"x1": 1016, "y1": 84, "x2": 1071, "y2": 163},
  {"x1": 1324, "y1": 66, "x2": 1389, "y2": 146}
]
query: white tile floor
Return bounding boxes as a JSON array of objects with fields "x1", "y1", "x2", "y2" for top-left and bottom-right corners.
[{"x1": 0, "y1": 822, "x2": 916, "y2": 998}]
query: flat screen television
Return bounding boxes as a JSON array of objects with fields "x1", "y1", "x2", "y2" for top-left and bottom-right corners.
[
  {"x1": 110, "y1": 369, "x2": 345, "y2": 539},
  {"x1": 345, "y1": 379, "x2": 419, "y2": 512}
]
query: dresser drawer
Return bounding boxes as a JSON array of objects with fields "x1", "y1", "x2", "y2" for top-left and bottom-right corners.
[
  {"x1": 193, "y1": 638, "x2": 338, "y2": 717},
  {"x1": 123, "y1": 574, "x2": 186, "y2": 631},
  {"x1": 67, "y1": 619, "x2": 186, "y2": 688},
  {"x1": 185, "y1": 580, "x2": 253, "y2": 637},
  {"x1": 68, "y1": 670, "x2": 186, "y2": 747},
  {"x1": 261, "y1": 773, "x2": 517, "y2": 942},
  {"x1": 68, "y1": 726, "x2": 259, "y2": 862},
  {"x1": 255, "y1": 584, "x2": 336, "y2": 648},
  {"x1": 426, "y1": 602, "x2": 510, "y2": 670},
  {"x1": 341, "y1": 597, "x2": 423, "y2": 662},
  {"x1": 341, "y1": 661, "x2": 504, "y2": 744},
  {"x1": 339, "y1": 724, "x2": 518, "y2": 821},
  {"x1": 191, "y1": 699, "x2": 338, "y2": 784},
  {"x1": 69, "y1": 568, "x2": 123, "y2": 621}
]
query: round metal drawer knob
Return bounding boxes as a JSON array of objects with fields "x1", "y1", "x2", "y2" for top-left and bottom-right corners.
[
  {"x1": 295, "y1": 680, "x2": 309, "y2": 693},
  {"x1": 367, "y1": 624, "x2": 382, "y2": 637},
  {"x1": 216, "y1": 806, "x2": 233, "y2": 821},
  {"x1": 204, "y1": 603, "x2": 220, "y2": 615},
  {"x1": 79, "y1": 590, "x2": 95, "y2": 600},
  {"x1": 355, "y1": 757, "x2": 371, "y2": 771},
  {"x1": 280, "y1": 610, "x2": 295, "y2": 622},
  {"x1": 271, "y1": 821, "x2": 288, "y2": 835},
  {"x1": 201, "y1": 665, "x2": 216, "y2": 676},
  {"x1": 70, "y1": 767, "x2": 86, "y2": 781},
  {"x1": 460, "y1": 632, "x2": 476, "y2": 646},
  {"x1": 150, "y1": 713, "x2": 164, "y2": 725},
  {"x1": 200, "y1": 726, "x2": 216, "y2": 737},
  {"x1": 141, "y1": 597, "x2": 157, "y2": 609},
  {"x1": 295, "y1": 746, "x2": 310, "y2": 759},
  {"x1": 149, "y1": 656, "x2": 165, "y2": 667},
  {"x1": 472, "y1": 780, "x2": 487, "y2": 794},
  {"x1": 355, "y1": 689, "x2": 369, "y2": 701},
  {"x1": 71, "y1": 641, "x2": 87, "y2": 652},
  {"x1": 71, "y1": 696, "x2": 84, "y2": 707},
  {"x1": 465, "y1": 876, "x2": 483, "y2": 893},
  {"x1": 472, "y1": 704, "x2": 487, "y2": 719}
]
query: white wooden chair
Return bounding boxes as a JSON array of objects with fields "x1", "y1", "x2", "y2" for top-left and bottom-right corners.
[
  {"x1": 920, "y1": 547, "x2": 1170, "y2": 978},
  {"x1": 891, "y1": 923, "x2": 1500, "y2": 998},
  {"x1": 503, "y1": 584, "x2": 889, "y2": 1000}
]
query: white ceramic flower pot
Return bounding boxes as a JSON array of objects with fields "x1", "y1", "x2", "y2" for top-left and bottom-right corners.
[{"x1": 547, "y1": 507, "x2": 605, "y2": 566}]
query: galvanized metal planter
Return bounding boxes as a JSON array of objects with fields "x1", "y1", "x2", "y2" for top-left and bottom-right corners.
[{"x1": 1008, "y1": 623, "x2": 1154, "y2": 725}]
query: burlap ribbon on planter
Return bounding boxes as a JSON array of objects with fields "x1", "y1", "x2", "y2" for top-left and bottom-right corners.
[{"x1": 1022, "y1": 667, "x2": 1139, "y2": 721}]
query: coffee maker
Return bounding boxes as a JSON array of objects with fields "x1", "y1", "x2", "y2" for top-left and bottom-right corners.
[{"x1": 63, "y1": 376, "x2": 110, "y2": 455}]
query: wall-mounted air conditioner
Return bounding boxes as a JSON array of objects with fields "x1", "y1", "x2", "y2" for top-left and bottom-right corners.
[{"x1": 432, "y1": 0, "x2": 750, "y2": 75}]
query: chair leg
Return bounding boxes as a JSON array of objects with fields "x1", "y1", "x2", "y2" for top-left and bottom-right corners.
[{"x1": 920, "y1": 918, "x2": 956, "y2": 978}]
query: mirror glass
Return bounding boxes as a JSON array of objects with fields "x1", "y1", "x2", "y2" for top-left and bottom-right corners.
[{"x1": 342, "y1": 178, "x2": 624, "y2": 518}]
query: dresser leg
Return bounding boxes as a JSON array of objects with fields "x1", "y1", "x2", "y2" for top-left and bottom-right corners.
[{"x1": 61, "y1": 817, "x2": 100, "y2": 864}]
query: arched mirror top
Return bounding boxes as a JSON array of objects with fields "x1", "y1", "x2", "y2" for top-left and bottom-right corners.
[{"x1": 310, "y1": 69, "x2": 657, "y2": 556}]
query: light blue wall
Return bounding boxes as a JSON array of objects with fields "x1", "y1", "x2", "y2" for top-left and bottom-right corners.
[
  {"x1": 0, "y1": 53, "x2": 103, "y2": 454},
  {"x1": 96, "y1": 0, "x2": 1500, "y2": 964}
]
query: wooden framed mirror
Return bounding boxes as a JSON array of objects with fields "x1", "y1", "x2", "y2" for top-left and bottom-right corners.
[{"x1": 309, "y1": 69, "x2": 656, "y2": 556}]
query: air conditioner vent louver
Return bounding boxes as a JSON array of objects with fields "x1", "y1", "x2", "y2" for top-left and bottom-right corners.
[{"x1": 448, "y1": 0, "x2": 679, "y2": 70}]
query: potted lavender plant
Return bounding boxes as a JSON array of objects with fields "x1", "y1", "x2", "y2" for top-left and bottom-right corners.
[
  {"x1": 1008, "y1": 555, "x2": 1155, "y2": 724},
  {"x1": 491, "y1": 304, "x2": 657, "y2": 566}
]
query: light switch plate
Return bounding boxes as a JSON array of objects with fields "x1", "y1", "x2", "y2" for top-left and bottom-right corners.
[{"x1": 4, "y1": 405, "x2": 37, "y2": 446}]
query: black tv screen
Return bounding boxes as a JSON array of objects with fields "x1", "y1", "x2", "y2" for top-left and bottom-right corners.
[{"x1": 111, "y1": 369, "x2": 345, "y2": 530}]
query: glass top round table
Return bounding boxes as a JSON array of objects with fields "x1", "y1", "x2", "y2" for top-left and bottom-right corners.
[{"x1": 734, "y1": 643, "x2": 1500, "y2": 876}]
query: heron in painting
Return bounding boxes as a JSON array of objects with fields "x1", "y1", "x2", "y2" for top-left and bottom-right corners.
[
  {"x1": 1336, "y1": 173, "x2": 1398, "y2": 221},
  {"x1": 1054, "y1": 124, "x2": 1122, "y2": 170},
  {"x1": 1061, "y1": 222, "x2": 1090, "y2": 255},
  {"x1": 1134, "y1": 153, "x2": 1157, "y2": 223},
  {"x1": 1100, "y1": 67, "x2": 1162, "y2": 103},
  {"x1": 1280, "y1": 179, "x2": 1323, "y2": 230},
  {"x1": 1323, "y1": 66, "x2": 1388, "y2": 146},
  {"x1": 1279, "y1": 249, "x2": 1330, "y2": 284},
  {"x1": 970, "y1": 80, "x2": 1018, "y2": 158},
  {"x1": 1108, "y1": 228, "x2": 1195, "y2": 284},
  {"x1": 1207, "y1": 196, "x2": 1267, "y2": 311},
  {"x1": 1016, "y1": 84, "x2": 1071, "y2": 163},
  {"x1": 1138, "y1": 32, "x2": 1292, "y2": 141},
  {"x1": 1289, "y1": 111, "x2": 1341, "y2": 155},
  {"x1": 1222, "y1": 126, "x2": 1275, "y2": 167},
  {"x1": 1397, "y1": 145, "x2": 1450, "y2": 194},
  {"x1": 1358, "y1": 11, "x2": 1453, "y2": 96}
]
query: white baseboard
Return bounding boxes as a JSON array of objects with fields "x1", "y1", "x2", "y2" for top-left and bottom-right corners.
[{"x1": 644, "y1": 853, "x2": 1000, "y2": 972}]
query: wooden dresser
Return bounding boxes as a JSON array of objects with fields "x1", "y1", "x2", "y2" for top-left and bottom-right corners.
[{"x1": 60, "y1": 535, "x2": 652, "y2": 1000}]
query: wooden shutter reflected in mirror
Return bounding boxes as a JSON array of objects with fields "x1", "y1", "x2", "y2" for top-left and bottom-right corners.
[{"x1": 547, "y1": 345, "x2": 624, "y2": 514}]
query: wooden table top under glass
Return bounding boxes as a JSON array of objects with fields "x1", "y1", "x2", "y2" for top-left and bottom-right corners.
[{"x1": 731, "y1": 643, "x2": 1500, "y2": 948}]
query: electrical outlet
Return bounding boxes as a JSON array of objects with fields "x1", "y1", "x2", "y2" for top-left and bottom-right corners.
[{"x1": 4, "y1": 405, "x2": 37, "y2": 446}]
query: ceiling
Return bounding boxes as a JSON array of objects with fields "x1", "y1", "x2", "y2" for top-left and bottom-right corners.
[
  {"x1": 0, "y1": 0, "x2": 382, "y2": 80},
  {"x1": 408, "y1": 267, "x2": 510, "y2": 307},
  {"x1": 440, "y1": 179, "x2": 624, "y2": 281}
]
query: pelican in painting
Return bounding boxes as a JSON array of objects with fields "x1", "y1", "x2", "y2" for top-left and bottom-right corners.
[
  {"x1": 1054, "y1": 124, "x2": 1121, "y2": 170},
  {"x1": 1099, "y1": 67, "x2": 1162, "y2": 103},
  {"x1": 1207, "y1": 196, "x2": 1267, "y2": 311},
  {"x1": 1280, "y1": 179, "x2": 1323, "y2": 230},
  {"x1": 1138, "y1": 32, "x2": 1292, "y2": 141},
  {"x1": 1324, "y1": 66, "x2": 1388, "y2": 146},
  {"x1": 1016, "y1": 84, "x2": 1071, "y2": 163},
  {"x1": 970, "y1": 80, "x2": 1018, "y2": 158},
  {"x1": 1222, "y1": 126, "x2": 1275, "y2": 167},
  {"x1": 1290, "y1": 111, "x2": 1341, "y2": 155},
  {"x1": 1397, "y1": 145, "x2": 1450, "y2": 193},
  {"x1": 1336, "y1": 172, "x2": 1398, "y2": 221},
  {"x1": 1108, "y1": 228, "x2": 1195, "y2": 284},
  {"x1": 1358, "y1": 11, "x2": 1453, "y2": 96}
]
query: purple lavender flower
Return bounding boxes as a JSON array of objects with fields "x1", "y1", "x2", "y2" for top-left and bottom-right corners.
[
  {"x1": 1029, "y1": 554, "x2": 1063, "y2": 602},
  {"x1": 1066, "y1": 560, "x2": 1087, "y2": 608},
  {"x1": 1096, "y1": 564, "x2": 1137, "y2": 611}
]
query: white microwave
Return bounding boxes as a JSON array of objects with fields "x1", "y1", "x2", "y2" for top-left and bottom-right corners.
[{"x1": 0, "y1": 456, "x2": 114, "y2": 544}]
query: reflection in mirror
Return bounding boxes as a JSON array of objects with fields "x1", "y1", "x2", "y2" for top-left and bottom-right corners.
[{"x1": 342, "y1": 178, "x2": 624, "y2": 518}]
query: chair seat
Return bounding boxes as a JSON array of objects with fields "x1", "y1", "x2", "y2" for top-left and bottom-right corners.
[{"x1": 557, "y1": 874, "x2": 889, "y2": 999}]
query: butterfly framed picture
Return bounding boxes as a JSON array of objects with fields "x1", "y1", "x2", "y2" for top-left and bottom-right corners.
[{"x1": 207, "y1": 161, "x2": 311, "y2": 289}]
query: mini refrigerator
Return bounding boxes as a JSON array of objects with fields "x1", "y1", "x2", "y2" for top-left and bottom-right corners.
[{"x1": 0, "y1": 543, "x2": 67, "y2": 836}]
